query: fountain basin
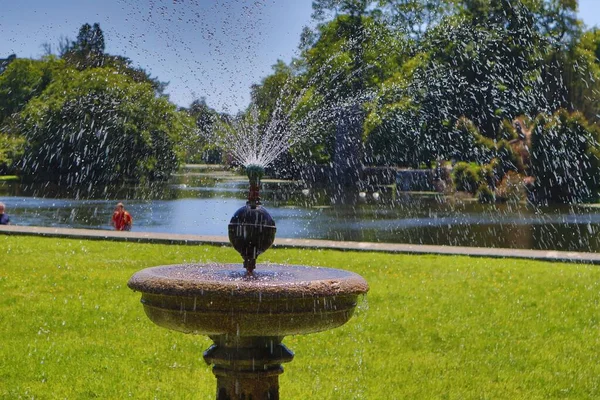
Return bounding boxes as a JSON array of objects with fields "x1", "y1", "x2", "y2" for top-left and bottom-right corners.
[{"x1": 127, "y1": 263, "x2": 368, "y2": 337}]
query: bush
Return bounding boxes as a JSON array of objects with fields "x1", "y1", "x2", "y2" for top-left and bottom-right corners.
[
  {"x1": 20, "y1": 67, "x2": 193, "y2": 185},
  {"x1": 496, "y1": 140, "x2": 525, "y2": 175},
  {"x1": 0, "y1": 132, "x2": 25, "y2": 174},
  {"x1": 364, "y1": 105, "x2": 423, "y2": 167},
  {"x1": 495, "y1": 171, "x2": 527, "y2": 202},
  {"x1": 530, "y1": 110, "x2": 600, "y2": 203},
  {"x1": 452, "y1": 162, "x2": 483, "y2": 193},
  {"x1": 477, "y1": 183, "x2": 496, "y2": 203},
  {"x1": 447, "y1": 118, "x2": 495, "y2": 164}
]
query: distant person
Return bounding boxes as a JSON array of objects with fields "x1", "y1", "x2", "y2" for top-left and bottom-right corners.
[
  {"x1": 0, "y1": 202, "x2": 9, "y2": 225},
  {"x1": 111, "y1": 202, "x2": 132, "y2": 231}
]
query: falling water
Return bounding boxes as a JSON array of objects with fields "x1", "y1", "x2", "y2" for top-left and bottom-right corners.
[{"x1": 207, "y1": 50, "x2": 375, "y2": 171}]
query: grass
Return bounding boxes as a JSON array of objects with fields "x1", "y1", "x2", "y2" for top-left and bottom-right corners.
[
  {"x1": 1, "y1": 235, "x2": 600, "y2": 399},
  {"x1": 0, "y1": 175, "x2": 19, "y2": 182}
]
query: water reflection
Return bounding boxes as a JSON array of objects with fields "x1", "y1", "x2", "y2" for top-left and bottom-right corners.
[{"x1": 1, "y1": 173, "x2": 599, "y2": 252}]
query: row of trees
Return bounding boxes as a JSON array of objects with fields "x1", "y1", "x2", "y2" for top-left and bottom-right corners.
[
  {"x1": 242, "y1": 0, "x2": 600, "y2": 203},
  {"x1": 0, "y1": 23, "x2": 192, "y2": 185},
  {"x1": 2, "y1": 1, "x2": 600, "y2": 204}
]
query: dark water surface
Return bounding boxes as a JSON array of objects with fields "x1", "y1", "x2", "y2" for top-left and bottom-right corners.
[{"x1": 1, "y1": 172, "x2": 600, "y2": 252}]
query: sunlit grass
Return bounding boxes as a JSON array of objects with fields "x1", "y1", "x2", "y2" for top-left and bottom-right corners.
[{"x1": 1, "y1": 235, "x2": 600, "y2": 399}]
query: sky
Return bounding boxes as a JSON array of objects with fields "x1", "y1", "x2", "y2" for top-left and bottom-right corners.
[{"x1": 1, "y1": 0, "x2": 600, "y2": 113}]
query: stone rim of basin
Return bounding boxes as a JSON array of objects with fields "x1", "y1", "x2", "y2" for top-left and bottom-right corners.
[
  {"x1": 127, "y1": 263, "x2": 369, "y2": 337},
  {"x1": 127, "y1": 263, "x2": 369, "y2": 298}
]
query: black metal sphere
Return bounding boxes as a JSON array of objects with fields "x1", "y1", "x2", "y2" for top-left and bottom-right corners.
[{"x1": 228, "y1": 204, "x2": 276, "y2": 270}]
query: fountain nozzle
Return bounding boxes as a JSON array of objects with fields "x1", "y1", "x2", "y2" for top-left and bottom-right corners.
[
  {"x1": 246, "y1": 164, "x2": 263, "y2": 207},
  {"x1": 228, "y1": 164, "x2": 276, "y2": 274}
]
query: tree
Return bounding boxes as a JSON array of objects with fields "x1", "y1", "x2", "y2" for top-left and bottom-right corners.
[
  {"x1": 19, "y1": 67, "x2": 193, "y2": 185},
  {"x1": 311, "y1": 0, "x2": 375, "y2": 20},
  {"x1": 0, "y1": 54, "x2": 16, "y2": 74},
  {"x1": 560, "y1": 28, "x2": 600, "y2": 123},
  {"x1": 530, "y1": 110, "x2": 600, "y2": 203},
  {"x1": 0, "y1": 57, "x2": 63, "y2": 125},
  {"x1": 309, "y1": 0, "x2": 388, "y2": 96},
  {"x1": 250, "y1": 60, "x2": 302, "y2": 123},
  {"x1": 41, "y1": 36, "x2": 76, "y2": 58},
  {"x1": 0, "y1": 132, "x2": 25, "y2": 174},
  {"x1": 182, "y1": 98, "x2": 222, "y2": 164},
  {"x1": 297, "y1": 9, "x2": 410, "y2": 165},
  {"x1": 530, "y1": 0, "x2": 580, "y2": 46},
  {"x1": 366, "y1": 0, "x2": 551, "y2": 166},
  {"x1": 102, "y1": 54, "x2": 169, "y2": 96},
  {"x1": 0, "y1": 57, "x2": 66, "y2": 173},
  {"x1": 431, "y1": 0, "x2": 550, "y2": 135},
  {"x1": 380, "y1": 0, "x2": 459, "y2": 39},
  {"x1": 64, "y1": 23, "x2": 106, "y2": 69},
  {"x1": 57, "y1": 23, "x2": 168, "y2": 97}
]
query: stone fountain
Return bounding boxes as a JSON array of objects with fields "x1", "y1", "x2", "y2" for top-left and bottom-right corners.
[{"x1": 128, "y1": 164, "x2": 369, "y2": 399}]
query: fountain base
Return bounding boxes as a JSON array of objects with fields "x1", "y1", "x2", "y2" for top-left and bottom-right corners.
[
  {"x1": 205, "y1": 336, "x2": 293, "y2": 400},
  {"x1": 128, "y1": 263, "x2": 369, "y2": 399}
]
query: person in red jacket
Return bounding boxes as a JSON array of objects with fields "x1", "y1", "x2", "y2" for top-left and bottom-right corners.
[{"x1": 111, "y1": 202, "x2": 132, "y2": 231}]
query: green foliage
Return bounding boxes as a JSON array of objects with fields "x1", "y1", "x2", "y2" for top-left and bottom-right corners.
[
  {"x1": 530, "y1": 110, "x2": 600, "y2": 203},
  {"x1": 60, "y1": 23, "x2": 167, "y2": 95},
  {"x1": 498, "y1": 118, "x2": 518, "y2": 141},
  {"x1": 101, "y1": 55, "x2": 169, "y2": 96},
  {"x1": 452, "y1": 161, "x2": 483, "y2": 193},
  {"x1": 0, "y1": 53, "x2": 16, "y2": 74},
  {"x1": 1, "y1": 6, "x2": 598, "y2": 203},
  {"x1": 0, "y1": 57, "x2": 63, "y2": 124},
  {"x1": 246, "y1": 60, "x2": 309, "y2": 169},
  {"x1": 304, "y1": 14, "x2": 407, "y2": 99},
  {"x1": 358, "y1": 1, "x2": 558, "y2": 168},
  {"x1": 293, "y1": 0, "x2": 600, "y2": 206},
  {"x1": 62, "y1": 23, "x2": 106, "y2": 69},
  {"x1": 19, "y1": 67, "x2": 192, "y2": 185},
  {"x1": 181, "y1": 98, "x2": 222, "y2": 164},
  {"x1": 364, "y1": 101, "x2": 422, "y2": 166},
  {"x1": 381, "y1": 0, "x2": 459, "y2": 39},
  {"x1": 250, "y1": 60, "x2": 300, "y2": 124},
  {"x1": 0, "y1": 24, "x2": 177, "y2": 184},
  {"x1": 0, "y1": 132, "x2": 25, "y2": 174},
  {"x1": 364, "y1": 54, "x2": 426, "y2": 166},
  {"x1": 495, "y1": 140, "x2": 525, "y2": 175},
  {"x1": 476, "y1": 182, "x2": 495, "y2": 203},
  {"x1": 299, "y1": 12, "x2": 410, "y2": 164},
  {"x1": 479, "y1": 159, "x2": 496, "y2": 187},
  {"x1": 446, "y1": 117, "x2": 495, "y2": 163},
  {"x1": 418, "y1": 1, "x2": 549, "y2": 139},
  {"x1": 311, "y1": 0, "x2": 374, "y2": 20},
  {"x1": 566, "y1": 28, "x2": 600, "y2": 123}
]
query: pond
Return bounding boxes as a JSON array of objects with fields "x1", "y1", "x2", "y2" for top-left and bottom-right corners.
[{"x1": 1, "y1": 168, "x2": 599, "y2": 253}]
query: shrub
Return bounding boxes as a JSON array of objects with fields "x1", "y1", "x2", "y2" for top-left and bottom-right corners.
[
  {"x1": 495, "y1": 171, "x2": 527, "y2": 202},
  {"x1": 20, "y1": 67, "x2": 193, "y2": 185},
  {"x1": 0, "y1": 132, "x2": 25, "y2": 174},
  {"x1": 477, "y1": 183, "x2": 496, "y2": 203},
  {"x1": 452, "y1": 162, "x2": 483, "y2": 193},
  {"x1": 530, "y1": 110, "x2": 600, "y2": 203},
  {"x1": 496, "y1": 140, "x2": 525, "y2": 175},
  {"x1": 447, "y1": 118, "x2": 495, "y2": 164}
]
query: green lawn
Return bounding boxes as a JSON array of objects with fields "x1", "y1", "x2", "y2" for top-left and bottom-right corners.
[{"x1": 1, "y1": 235, "x2": 600, "y2": 399}]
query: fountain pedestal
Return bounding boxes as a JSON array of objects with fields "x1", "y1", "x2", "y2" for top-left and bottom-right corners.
[
  {"x1": 128, "y1": 263, "x2": 368, "y2": 399},
  {"x1": 204, "y1": 336, "x2": 293, "y2": 400}
]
